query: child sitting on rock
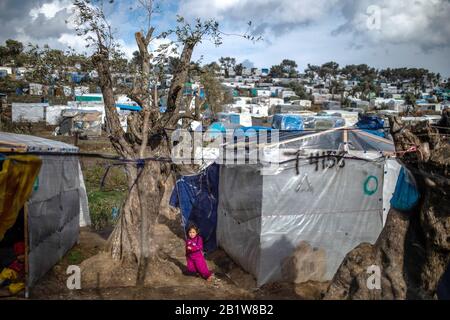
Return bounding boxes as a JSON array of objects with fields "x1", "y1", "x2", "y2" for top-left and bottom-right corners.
[{"x1": 184, "y1": 224, "x2": 213, "y2": 282}]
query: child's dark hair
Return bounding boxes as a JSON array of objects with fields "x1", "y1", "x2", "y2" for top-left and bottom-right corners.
[{"x1": 187, "y1": 223, "x2": 200, "y2": 235}]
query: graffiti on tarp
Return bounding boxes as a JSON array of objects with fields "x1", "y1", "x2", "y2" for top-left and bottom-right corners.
[
  {"x1": 364, "y1": 175, "x2": 379, "y2": 196},
  {"x1": 309, "y1": 151, "x2": 346, "y2": 171}
]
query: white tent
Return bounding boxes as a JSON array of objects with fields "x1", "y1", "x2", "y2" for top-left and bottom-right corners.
[{"x1": 217, "y1": 127, "x2": 401, "y2": 286}]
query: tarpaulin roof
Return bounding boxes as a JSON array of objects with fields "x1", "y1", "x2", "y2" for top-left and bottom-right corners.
[{"x1": 0, "y1": 132, "x2": 79, "y2": 153}]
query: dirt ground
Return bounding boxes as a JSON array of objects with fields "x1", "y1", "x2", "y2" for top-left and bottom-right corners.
[{"x1": 30, "y1": 216, "x2": 329, "y2": 300}]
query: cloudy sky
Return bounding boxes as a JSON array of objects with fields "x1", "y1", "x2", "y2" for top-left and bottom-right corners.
[{"x1": 1, "y1": 0, "x2": 449, "y2": 76}]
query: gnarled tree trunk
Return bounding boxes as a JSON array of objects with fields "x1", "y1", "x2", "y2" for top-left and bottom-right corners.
[{"x1": 89, "y1": 36, "x2": 201, "y2": 285}]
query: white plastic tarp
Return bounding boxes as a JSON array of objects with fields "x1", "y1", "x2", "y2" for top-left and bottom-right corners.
[
  {"x1": 218, "y1": 158, "x2": 386, "y2": 286},
  {"x1": 12, "y1": 103, "x2": 47, "y2": 123},
  {"x1": 46, "y1": 105, "x2": 70, "y2": 125},
  {"x1": 78, "y1": 161, "x2": 91, "y2": 227},
  {"x1": 217, "y1": 128, "x2": 399, "y2": 286}
]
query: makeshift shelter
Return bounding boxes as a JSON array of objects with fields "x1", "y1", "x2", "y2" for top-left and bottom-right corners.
[
  {"x1": 216, "y1": 112, "x2": 252, "y2": 127},
  {"x1": 46, "y1": 105, "x2": 70, "y2": 125},
  {"x1": 58, "y1": 109, "x2": 102, "y2": 138},
  {"x1": 0, "y1": 132, "x2": 90, "y2": 296},
  {"x1": 306, "y1": 115, "x2": 346, "y2": 130},
  {"x1": 12, "y1": 103, "x2": 48, "y2": 123},
  {"x1": 271, "y1": 114, "x2": 304, "y2": 131},
  {"x1": 217, "y1": 127, "x2": 401, "y2": 286}
]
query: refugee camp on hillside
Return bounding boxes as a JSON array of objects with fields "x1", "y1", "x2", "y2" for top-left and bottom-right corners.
[{"x1": 0, "y1": 0, "x2": 449, "y2": 306}]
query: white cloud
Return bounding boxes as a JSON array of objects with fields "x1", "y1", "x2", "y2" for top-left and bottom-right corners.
[
  {"x1": 335, "y1": 0, "x2": 450, "y2": 50},
  {"x1": 178, "y1": 0, "x2": 340, "y2": 35},
  {"x1": 179, "y1": 0, "x2": 450, "y2": 51},
  {"x1": 58, "y1": 33, "x2": 88, "y2": 53},
  {"x1": 30, "y1": 0, "x2": 74, "y2": 20}
]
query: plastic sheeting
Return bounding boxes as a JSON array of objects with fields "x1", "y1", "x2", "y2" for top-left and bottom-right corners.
[
  {"x1": 78, "y1": 161, "x2": 91, "y2": 227},
  {"x1": 307, "y1": 116, "x2": 346, "y2": 130},
  {"x1": 275, "y1": 128, "x2": 395, "y2": 154},
  {"x1": 59, "y1": 110, "x2": 103, "y2": 137},
  {"x1": 27, "y1": 154, "x2": 81, "y2": 288},
  {"x1": 0, "y1": 133, "x2": 90, "y2": 288},
  {"x1": 0, "y1": 132, "x2": 79, "y2": 153},
  {"x1": 382, "y1": 159, "x2": 402, "y2": 225},
  {"x1": 272, "y1": 114, "x2": 304, "y2": 131},
  {"x1": 390, "y1": 167, "x2": 420, "y2": 211},
  {"x1": 217, "y1": 127, "x2": 399, "y2": 286},
  {"x1": 217, "y1": 158, "x2": 387, "y2": 286},
  {"x1": 356, "y1": 115, "x2": 386, "y2": 138},
  {"x1": 12, "y1": 103, "x2": 47, "y2": 123},
  {"x1": 217, "y1": 113, "x2": 240, "y2": 125},
  {"x1": 205, "y1": 122, "x2": 243, "y2": 140},
  {"x1": 169, "y1": 164, "x2": 219, "y2": 252},
  {"x1": 233, "y1": 126, "x2": 272, "y2": 138},
  {"x1": 46, "y1": 105, "x2": 70, "y2": 125}
]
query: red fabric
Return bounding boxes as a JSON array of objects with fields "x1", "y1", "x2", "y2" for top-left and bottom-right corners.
[
  {"x1": 8, "y1": 260, "x2": 24, "y2": 275},
  {"x1": 13, "y1": 242, "x2": 25, "y2": 256}
]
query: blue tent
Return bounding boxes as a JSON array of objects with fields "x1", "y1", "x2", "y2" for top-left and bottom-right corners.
[
  {"x1": 272, "y1": 114, "x2": 304, "y2": 131},
  {"x1": 169, "y1": 164, "x2": 220, "y2": 252}
]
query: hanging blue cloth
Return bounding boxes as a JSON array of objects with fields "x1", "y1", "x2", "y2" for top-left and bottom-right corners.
[
  {"x1": 390, "y1": 167, "x2": 420, "y2": 212},
  {"x1": 169, "y1": 164, "x2": 219, "y2": 252}
]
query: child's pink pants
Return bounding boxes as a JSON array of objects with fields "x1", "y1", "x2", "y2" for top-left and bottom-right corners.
[{"x1": 186, "y1": 252, "x2": 212, "y2": 279}]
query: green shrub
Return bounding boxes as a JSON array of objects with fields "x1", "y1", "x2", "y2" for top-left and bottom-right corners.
[
  {"x1": 84, "y1": 163, "x2": 127, "y2": 230},
  {"x1": 67, "y1": 249, "x2": 84, "y2": 265},
  {"x1": 88, "y1": 190, "x2": 124, "y2": 230}
]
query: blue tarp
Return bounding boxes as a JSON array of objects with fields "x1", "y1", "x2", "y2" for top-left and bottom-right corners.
[
  {"x1": 169, "y1": 164, "x2": 219, "y2": 252},
  {"x1": 356, "y1": 115, "x2": 386, "y2": 137},
  {"x1": 116, "y1": 104, "x2": 142, "y2": 111},
  {"x1": 272, "y1": 114, "x2": 304, "y2": 131},
  {"x1": 390, "y1": 167, "x2": 420, "y2": 212}
]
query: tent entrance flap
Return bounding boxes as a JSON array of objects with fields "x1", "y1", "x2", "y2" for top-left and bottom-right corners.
[{"x1": 169, "y1": 164, "x2": 219, "y2": 252}]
